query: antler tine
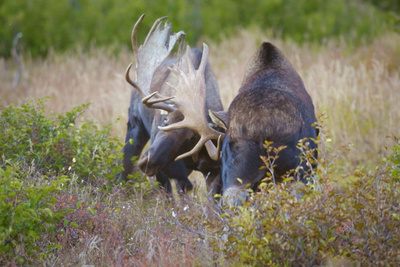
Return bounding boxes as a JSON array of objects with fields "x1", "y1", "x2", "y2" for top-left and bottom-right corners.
[
  {"x1": 142, "y1": 92, "x2": 175, "y2": 104},
  {"x1": 125, "y1": 63, "x2": 145, "y2": 97},
  {"x1": 205, "y1": 136, "x2": 222, "y2": 161},
  {"x1": 199, "y1": 43, "x2": 209, "y2": 74},
  {"x1": 184, "y1": 45, "x2": 195, "y2": 73},
  {"x1": 175, "y1": 135, "x2": 211, "y2": 161},
  {"x1": 141, "y1": 92, "x2": 176, "y2": 113},
  {"x1": 176, "y1": 34, "x2": 186, "y2": 58},
  {"x1": 131, "y1": 14, "x2": 145, "y2": 63},
  {"x1": 143, "y1": 16, "x2": 168, "y2": 46},
  {"x1": 175, "y1": 134, "x2": 222, "y2": 162}
]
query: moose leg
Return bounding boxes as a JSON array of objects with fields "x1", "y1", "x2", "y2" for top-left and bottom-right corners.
[
  {"x1": 119, "y1": 118, "x2": 149, "y2": 182},
  {"x1": 161, "y1": 161, "x2": 193, "y2": 194}
]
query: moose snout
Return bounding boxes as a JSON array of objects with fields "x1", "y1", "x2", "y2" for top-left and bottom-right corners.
[{"x1": 138, "y1": 150, "x2": 159, "y2": 176}]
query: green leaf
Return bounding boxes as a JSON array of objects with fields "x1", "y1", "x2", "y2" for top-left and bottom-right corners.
[
  {"x1": 328, "y1": 236, "x2": 337, "y2": 242},
  {"x1": 282, "y1": 177, "x2": 293, "y2": 183},
  {"x1": 42, "y1": 208, "x2": 54, "y2": 217},
  {"x1": 28, "y1": 230, "x2": 40, "y2": 239},
  {"x1": 259, "y1": 182, "x2": 267, "y2": 188},
  {"x1": 87, "y1": 207, "x2": 96, "y2": 215},
  {"x1": 47, "y1": 244, "x2": 62, "y2": 250},
  {"x1": 76, "y1": 200, "x2": 83, "y2": 208}
]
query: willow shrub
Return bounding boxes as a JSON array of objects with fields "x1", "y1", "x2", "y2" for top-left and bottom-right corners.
[
  {"x1": 0, "y1": 98, "x2": 123, "y2": 264},
  {"x1": 0, "y1": 98, "x2": 123, "y2": 184}
]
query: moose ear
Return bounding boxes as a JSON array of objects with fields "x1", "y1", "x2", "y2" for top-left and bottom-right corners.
[{"x1": 209, "y1": 110, "x2": 228, "y2": 131}]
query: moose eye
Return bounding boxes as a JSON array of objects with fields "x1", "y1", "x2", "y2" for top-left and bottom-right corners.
[{"x1": 163, "y1": 117, "x2": 169, "y2": 125}]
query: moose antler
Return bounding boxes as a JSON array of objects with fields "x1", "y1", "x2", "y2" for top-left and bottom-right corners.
[
  {"x1": 141, "y1": 91, "x2": 176, "y2": 113},
  {"x1": 125, "y1": 14, "x2": 185, "y2": 97},
  {"x1": 149, "y1": 43, "x2": 225, "y2": 161}
]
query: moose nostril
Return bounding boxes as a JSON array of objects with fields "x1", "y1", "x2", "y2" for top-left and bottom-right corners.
[
  {"x1": 137, "y1": 152, "x2": 159, "y2": 176},
  {"x1": 138, "y1": 153, "x2": 150, "y2": 170}
]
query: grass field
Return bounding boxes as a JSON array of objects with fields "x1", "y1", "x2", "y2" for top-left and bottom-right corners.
[{"x1": 1, "y1": 30, "x2": 400, "y2": 265}]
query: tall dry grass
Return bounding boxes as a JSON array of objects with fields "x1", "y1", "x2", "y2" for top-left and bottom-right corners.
[
  {"x1": 1, "y1": 31, "x2": 399, "y2": 170},
  {"x1": 0, "y1": 47, "x2": 133, "y2": 139}
]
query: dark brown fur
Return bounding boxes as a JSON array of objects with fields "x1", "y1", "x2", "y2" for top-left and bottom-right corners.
[{"x1": 220, "y1": 42, "x2": 318, "y2": 204}]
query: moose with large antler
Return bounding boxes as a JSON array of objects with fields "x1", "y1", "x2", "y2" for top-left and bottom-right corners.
[
  {"x1": 119, "y1": 15, "x2": 224, "y2": 195},
  {"x1": 151, "y1": 42, "x2": 318, "y2": 204}
]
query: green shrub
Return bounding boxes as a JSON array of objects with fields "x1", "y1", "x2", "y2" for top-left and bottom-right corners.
[
  {"x1": 0, "y1": 98, "x2": 125, "y2": 264},
  {"x1": 0, "y1": 97, "x2": 123, "y2": 186},
  {"x1": 389, "y1": 136, "x2": 400, "y2": 179},
  {"x1": 0, "y1": 160, "x2": 69, "y2": 264}
]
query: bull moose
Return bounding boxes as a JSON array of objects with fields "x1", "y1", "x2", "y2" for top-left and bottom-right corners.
[
  {"x1": 150, "y1": 42, "x2": 318, "y2": 204},
  {"x1": 119, "y1": 15, "x2": 223, "y2": 195}
]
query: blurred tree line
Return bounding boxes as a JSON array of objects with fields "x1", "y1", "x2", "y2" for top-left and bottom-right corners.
[{"x1": 0, "y1": 0, "x2": 398, "y2": 58}]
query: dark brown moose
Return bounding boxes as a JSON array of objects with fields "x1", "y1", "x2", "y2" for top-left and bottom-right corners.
[
  {"x1": 120, "y1": 15, "x2": 223, "y2": 195},
  {"x1": 151, "y1": 42, "x2": 318, "y2": 204}
]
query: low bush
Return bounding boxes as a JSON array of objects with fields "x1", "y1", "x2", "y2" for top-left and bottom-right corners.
[
  {"x1": 0, "y1": 162, "x2": 69, "y2": 264},
  {"x1": 0, "y1": 97, "x2": 123, "y2": 186},
  {"x1": 211, "y1": 164, "x2": 400, "y2": 265},
  {"x1": 0, "y1": 98, "x2": 124, "y2": 264}
]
